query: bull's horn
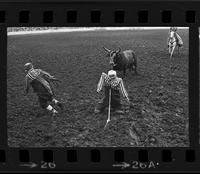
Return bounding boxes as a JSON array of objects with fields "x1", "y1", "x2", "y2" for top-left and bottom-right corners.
[
  {"x1": 103, "y1": 47, "x2": 111, "y2": 52},
  {"x1": 116, "y1": 47, "x2": 121, "y2": 53}
]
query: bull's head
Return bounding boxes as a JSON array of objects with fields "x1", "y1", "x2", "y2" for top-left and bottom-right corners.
[{"x1": 103, "y1": 47, "x2": 121, "y2": 67}]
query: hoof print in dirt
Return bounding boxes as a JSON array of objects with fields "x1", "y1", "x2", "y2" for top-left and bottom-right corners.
[
  {"x1": 147, "y1": 136, "x2": 158, "y2": 146},
  {"x1": 44, "y1": 133, "x2": 53, "y2": 140},
  {"x1": 129, "y1": 102, "x2": 135, "y2": 108}
]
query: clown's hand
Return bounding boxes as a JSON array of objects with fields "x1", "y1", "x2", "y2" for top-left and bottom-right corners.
[
  {"x1": 24, "y1": 91, "x2": 28, "y2": 97},
  {"x1": 50, "y1": 77, "x2": 62, "y2": 84},
  {"x1": 129, "y1": 101, "x2": 135, "y2": 109},
  {"x1": 127, "y1": 97, "x2": 130, "y2": 103},
  {"x1": 54, "y1": 79, "x2": 62, "y2": 83},
  {"x1": 127, "y1": 98, "x2": 133, "y2": 106}
]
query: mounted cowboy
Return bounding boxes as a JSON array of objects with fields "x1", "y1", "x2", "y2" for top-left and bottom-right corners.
[
  {"x1": 167, "y1": 27, "x2": 183, "y2": 48},
  {"x1": 24, "y1": 62, "x2": 63, "y2": 115},
  {"x1": 167, "y1": 27, "x2": 184, "y2": 62},
  {"x1": 94, "y1": 70, "x2": 130, "y2": 114}
]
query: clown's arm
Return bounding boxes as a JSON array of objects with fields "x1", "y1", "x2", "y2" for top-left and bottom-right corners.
[
  {"x1": 97, "y1": 72, "x2": 107, "y2": 93},
  {"x1": 40, "y1": 69, "x2": 61, "y2": 82},
  {"x1": 119, "y1": 78, "x2": 130, "y2": 102}
]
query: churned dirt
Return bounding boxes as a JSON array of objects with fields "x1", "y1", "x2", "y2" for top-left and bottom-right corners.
[{"x1": 7, "y1": 29, "x2": 189, "y2": 147}]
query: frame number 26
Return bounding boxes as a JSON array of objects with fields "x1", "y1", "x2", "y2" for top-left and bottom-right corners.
[{"x1": 41, "y1": 161, "x2": 56, "y2": 169}]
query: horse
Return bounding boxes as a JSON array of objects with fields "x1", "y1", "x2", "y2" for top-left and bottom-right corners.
[{"x1": 168, "y1": 30, "x2": 183, "y2": 71}]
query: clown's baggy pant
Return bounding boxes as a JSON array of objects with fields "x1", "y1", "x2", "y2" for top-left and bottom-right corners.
[
  {"x1": 96, "y1": 86, "x2": 122, "y2": 112},
  {"x1": 30, "y1": 79, "x2": 54, "y2": 108}
]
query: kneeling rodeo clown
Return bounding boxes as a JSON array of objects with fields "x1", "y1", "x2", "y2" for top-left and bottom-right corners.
[{"x1": 95, "y1": 70, "x2": 130, "y2": 114}]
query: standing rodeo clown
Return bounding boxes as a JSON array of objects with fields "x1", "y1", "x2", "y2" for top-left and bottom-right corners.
[
  {"x1": 94, "y1": 70, "x2": 130, "y2": 114},
  {"x1": 24, "y1": 62, "x2": 63, "y2": 115}
]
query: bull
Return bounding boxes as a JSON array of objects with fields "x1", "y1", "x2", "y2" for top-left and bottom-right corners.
[{"x1": 103, "y1": 47, "x2": 137, "y2": 76}]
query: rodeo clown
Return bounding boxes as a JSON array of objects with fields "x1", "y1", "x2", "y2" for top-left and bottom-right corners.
[
  {"x1": 94, "y1": 70, "x2": 130, "y2": 114},
  {"x1": 24, "y1": 62, "x2": 63, "y2": 115},
  {"x1": 167, "y1": 27, "x2": 183, "y2": 47}
]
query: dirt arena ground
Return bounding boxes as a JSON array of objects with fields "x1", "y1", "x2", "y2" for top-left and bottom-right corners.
[{"x1": 7, "y1": 29, "x2": 189, "y2": 147}]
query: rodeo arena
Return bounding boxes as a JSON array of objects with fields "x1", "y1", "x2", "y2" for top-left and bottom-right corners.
[{"x1": 7, "y1": 27, "x2": 189, "y2": 147}]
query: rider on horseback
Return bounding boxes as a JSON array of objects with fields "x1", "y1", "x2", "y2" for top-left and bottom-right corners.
[{"x1": 167, "y1": 27, "x2": 183, "y2": 47}]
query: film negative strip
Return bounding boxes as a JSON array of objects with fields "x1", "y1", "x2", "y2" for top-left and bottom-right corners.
[{"x1": 0, "y1": 0, "x2": 200, "y2": 173}]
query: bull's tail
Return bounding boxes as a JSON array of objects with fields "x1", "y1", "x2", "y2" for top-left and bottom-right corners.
[{"x1": 132, "y1": 52, "x2": 138, "y2": 74}]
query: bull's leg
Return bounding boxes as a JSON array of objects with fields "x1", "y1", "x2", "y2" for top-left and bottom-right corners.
[
  {"x1": 129, "y1": 64, "x2": 134, "y2": 72},
  {"x1": 135, "y1": 67, "x2": 138, "y2": 75},
  {"x1": 128, "y1": 65, "x2": 132, "y2": 72},
  {"x1": 134, "y1": 60, "x2": 138, "y2": 75},
  {"x1": 131, "y1": 65, "x2": 134, "y2": 71},
  {"x1": 132, "y1": 64, "x2": 137, "y2": 75},
  {"x1": 123, "y1": 68, "x2": 126, "y2": 77}
]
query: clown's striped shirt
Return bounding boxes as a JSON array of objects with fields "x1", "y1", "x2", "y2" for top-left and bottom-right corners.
[
  {"x1": 97, "y1": 72, "x2": 129, "y2": 100},
  {"x1": 25, "y1": 68, "x2": 54, "y2": 95}
]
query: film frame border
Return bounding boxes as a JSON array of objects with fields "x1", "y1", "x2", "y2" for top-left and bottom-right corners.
[{"x1": 0, "y1": 0, "x2": 199, "y2": 172}]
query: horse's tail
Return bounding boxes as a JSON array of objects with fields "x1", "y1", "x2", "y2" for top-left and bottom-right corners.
[{"x1": 176, "y1": 33, "x2": 183, "y2": 47}]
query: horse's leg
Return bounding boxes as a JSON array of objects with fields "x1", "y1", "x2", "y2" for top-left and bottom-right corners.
[
  {"x1": 173, "y1": 45, "x2": 178, "y2": 71},
  {"x1": 178, "y1": 46, "x2": 180, "y2": 56},
  {"x1": 170, "y1": 46, "x2": 173, "y2": 69},
  {"x1": 174, "y1": 45, "x2": 180, "y2": 70},
  {"x1": 170, "y1": 45, "x2": 176, "y2": 73},
  {"x1": 134, "y1": 65, "x2": 137, "y2": 75},
  {"x1": 169, "y1": 45, "x2": 172, "y2": 72},
  {"x1": 169, "y1": 45, "x2": 171, "y2": 54},
  {"x1": 169, "y1": 46, "x2": 173, "y2": 80},
  {"x1": 171, "y1": 44, "x2": 176, "y2": 59},
  {"x1": 169, "y1": 46, "x2": 172, "y2": 63}
]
